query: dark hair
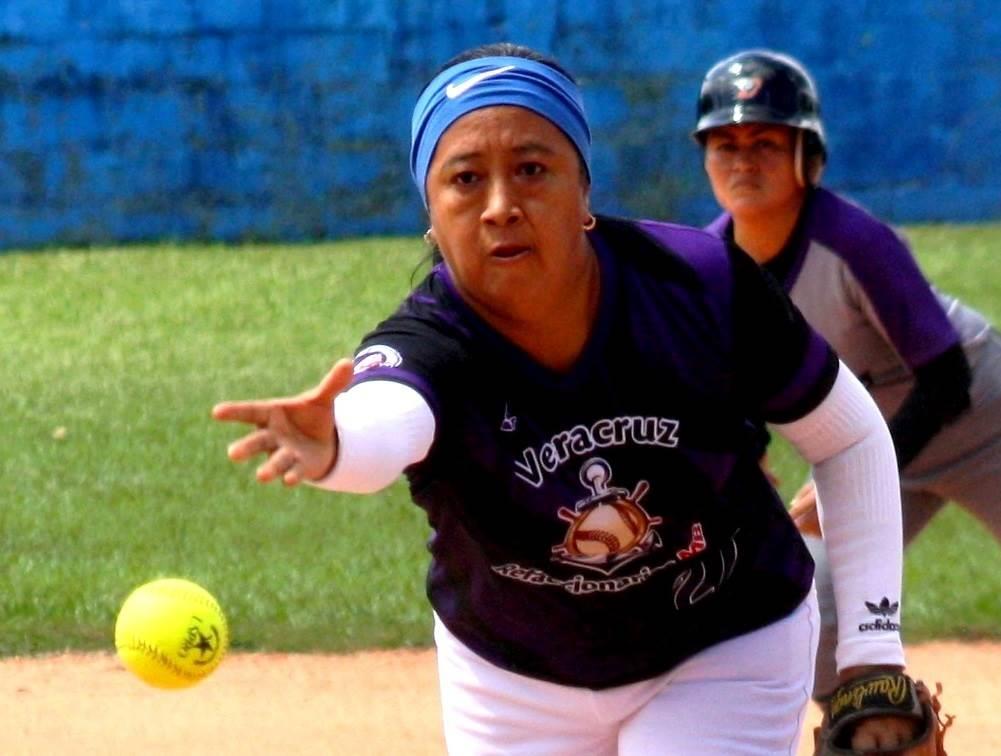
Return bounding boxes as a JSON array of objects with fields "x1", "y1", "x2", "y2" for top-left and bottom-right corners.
[{"x1": 433, "y1": 42, "x2": 576, "y2": 83}]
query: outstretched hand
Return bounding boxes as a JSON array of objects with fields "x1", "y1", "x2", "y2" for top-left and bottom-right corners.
[{"x1": 212, "y1": 359, "x2": 355, "y2": 486}]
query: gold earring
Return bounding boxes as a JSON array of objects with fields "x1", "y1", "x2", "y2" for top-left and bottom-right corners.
[{"x1": 582, "y1": 214, "x2": 597, "y2": 231}]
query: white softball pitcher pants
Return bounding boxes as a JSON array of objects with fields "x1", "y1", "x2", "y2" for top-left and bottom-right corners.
[{"x1": 433, "y1": 587, "x2": 819, "y2": 756}]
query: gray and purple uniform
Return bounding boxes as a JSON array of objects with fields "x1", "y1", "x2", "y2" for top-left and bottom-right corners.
[
  {"x1": 708, "y1": 186, "x2": 1001, "y2": 695},
  {"x1": 349, "y1": 217, "x2": 838, "y2": 688},
  {"x1": 708, "y1": 187, "x2": 1001, "y2": 533}
]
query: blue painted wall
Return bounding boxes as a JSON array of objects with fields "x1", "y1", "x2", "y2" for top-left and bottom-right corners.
[{"x1": 1, "y1": 0, "x2": 998, "y2": 250}]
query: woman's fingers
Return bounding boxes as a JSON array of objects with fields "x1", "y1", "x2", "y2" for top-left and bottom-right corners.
[
  {"x1": 212, "y1": 400, "x2": 274, "y2": 426},
  {"x1": 759, "y1": 453, "x2": 780, "y2": 488},
  {"x1": 256, "y1": 446, "x2": 299, "y2": 484},
  {"x1": 215, "y1": 359, "x2": 352, "y2": 486},
  {"x1": 215, "y1": 358, "x2": 353, "y2": 427},
  {"x1": 226, "y1": 428, "x2": 278, "y2": 462},
  {"x1": 308, "y1": 358, "x2": 355, "y2": 403},
  {"x1": 282, "y1": 462, "x2": 307, "y2": 488},
  {"x1": 788, "y1": 495, "x2": 815, "y2": 519},
  {"x1": 788, "y1": 480, "x2": 815, "y2": 507},
  {"x1": 793, "y1": 510, "x2": 821, "y2": 536},
  {"x1": 852, "y1": 716, "x2": 916, "y2": 750},
  {"x1": 789, "y1": 481, "x2": 822, "y2": 537},
  {"x1": 226, "y1": 427, "x2": 303, "y2": 485}
]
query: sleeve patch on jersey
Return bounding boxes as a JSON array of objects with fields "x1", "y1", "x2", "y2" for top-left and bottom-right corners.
[{"x1": 354, "y1": 345, "x2": 403, "y2": 373}]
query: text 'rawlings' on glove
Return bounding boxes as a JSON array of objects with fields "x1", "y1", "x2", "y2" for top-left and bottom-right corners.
[{"x1": 813, "y1": 671, "x2": 953, "y2": 755}]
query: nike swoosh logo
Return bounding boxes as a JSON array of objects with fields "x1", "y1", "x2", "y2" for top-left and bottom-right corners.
[{"x1": 445, "y1": 65, "x2": 515, "y2": 99}]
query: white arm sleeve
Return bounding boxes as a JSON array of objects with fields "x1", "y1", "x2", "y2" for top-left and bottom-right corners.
[
  {"x1": 308, "y1": 380, "x2": 435, "y2": 494},
  {"x1": 773, "y1": 362, "x2": 905, "y2": 673}
]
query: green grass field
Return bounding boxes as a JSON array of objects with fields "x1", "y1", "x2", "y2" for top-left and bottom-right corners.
[{"x1": 2, "y1": 225, "x2": 1000, "y2": 657}]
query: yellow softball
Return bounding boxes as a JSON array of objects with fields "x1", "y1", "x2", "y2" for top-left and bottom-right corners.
[{"x1": 114, "y1": 577, "x2": 229, "y2": 689}]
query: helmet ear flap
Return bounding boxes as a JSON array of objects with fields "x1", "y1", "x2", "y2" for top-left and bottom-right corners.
[
  {"x1": 805, "y1": 131, "x2": 826, "y2": 185},
  {"x1": 795, "y1": 130, "x2": 826, "y2": 187},
  {"x1": 794, "y1": 130, "x2": 806, "y2": 188}
]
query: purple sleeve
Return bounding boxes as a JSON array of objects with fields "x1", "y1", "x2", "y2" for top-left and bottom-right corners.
[
  {"x1": 346, "y1": 279, "x2": 465, "y2": 422},
  {"x1": 811, "y1": 190, "x2": 960, "y2": 367},
  {"x1": 636, "y1": 219, "x2": 838, "y2": 423}
]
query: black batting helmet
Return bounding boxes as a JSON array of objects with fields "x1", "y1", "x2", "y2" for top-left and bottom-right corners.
[{"x1": 693, "y1": 49, "x2": 826, "y2": 156}]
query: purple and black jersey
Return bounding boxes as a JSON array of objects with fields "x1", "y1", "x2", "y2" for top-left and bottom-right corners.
[{"x1": 350, "y1": 217, "x2": 838, "y2": 688}]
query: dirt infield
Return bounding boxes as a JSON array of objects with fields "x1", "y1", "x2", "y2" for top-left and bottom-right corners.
[{"x1": 3, "y1": 642, "x2": 998, "y2": 755}]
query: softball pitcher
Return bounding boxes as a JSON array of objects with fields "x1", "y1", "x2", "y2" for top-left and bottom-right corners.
[{"x1": 216, "y1": 43, "x2": 924, "y2": 754}]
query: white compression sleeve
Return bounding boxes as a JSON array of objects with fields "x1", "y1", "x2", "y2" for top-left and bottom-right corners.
[
  {"x1": 309, "y1": 380, "x2": 435, "y2": 494},
  {"x1": 773, "y1": 363, "x2": 905, "y2": 673}
]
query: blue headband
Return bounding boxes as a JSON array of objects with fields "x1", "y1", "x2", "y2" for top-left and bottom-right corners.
[{"x1": 410, "y1": 56, "x2": 591, "y2": 207}]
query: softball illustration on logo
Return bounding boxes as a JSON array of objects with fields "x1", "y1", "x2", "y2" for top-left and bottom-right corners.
[{"x1": 552, "y1": 458, "x2": 663, "y2": 574}]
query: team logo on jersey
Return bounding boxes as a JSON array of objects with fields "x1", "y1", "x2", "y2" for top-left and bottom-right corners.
[
  {"x1": 551, "y1": 458, "x2": 663, "y2": 575},
  {"x1": 513, "y1": 415, "x2": 680, "y2": 488},
  {"x1": 734, "y1": 75, "x2": 763, "y2": 100},
  {"x1": 353, "y1": 345, "x2": 403, "y2": 373},
  {"x1": 494, "y1": 523, "x2": 739, "y2": 599}
]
